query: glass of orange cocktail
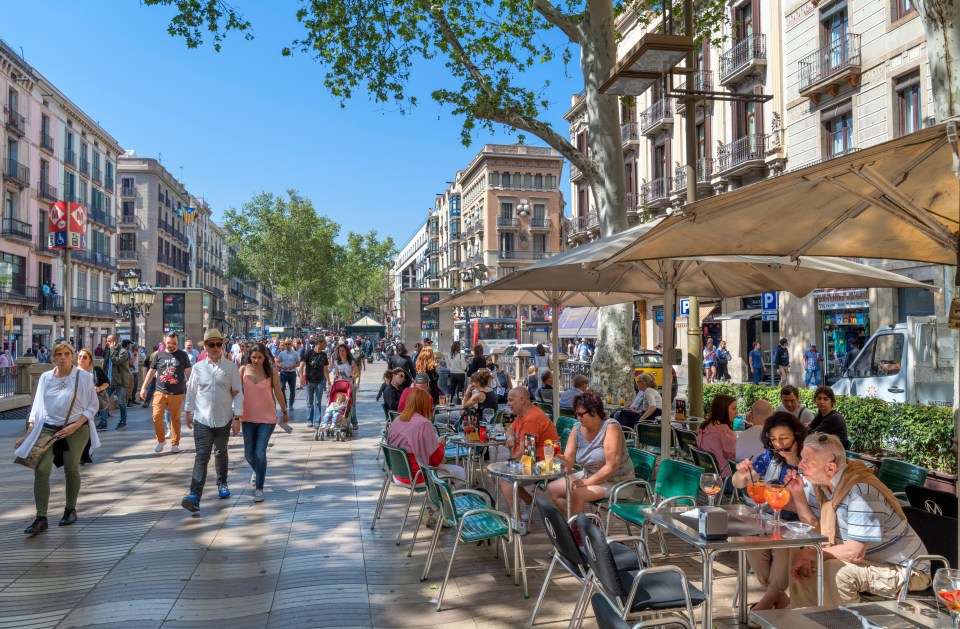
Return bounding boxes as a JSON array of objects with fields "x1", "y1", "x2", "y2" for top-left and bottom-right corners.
[
  {"x1": 764, "y1": 482, "x2": 790, "y2": 527},
  {"x1": 700, "y1": 473, "x2": 722, "y2": 507},
  {"x1": 934, "y1": 568, "x2": 960, "y2": 627},
  {"x1": 746, "y1": 481, "x2": 767, "y2": 522}
]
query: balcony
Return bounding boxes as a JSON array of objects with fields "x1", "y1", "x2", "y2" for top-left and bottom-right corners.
[
  {"x1": 71, "y1": 298, "x2": 115, "y2": 318},
  {"x1": 1, "y1": 217, "x2": 33, "y2": 242},
  {"x1": 64, "y1": 151, "x2": 77, "y2": 169},
  {"x1": 472, "y1": 219, "x2": 483, "y2": 234},
  {"x1": 2, "y1": 159, "x2": 29, "y2": 188},
  {"x1": 79, "y1": 155, "x2": 89, "y2": 177},
  {"x1": 673, "y1": 158, "x2": 716, "y2": 194},
  {"x1": 0, "y1": 283, "x2": 39, "y2": 306},
  {"x1": 640, "y1": 98, "x2": 674, "y2": 136},
  {"x1": 676, "y1": 72, "x2": 713, "y2": 113},
  {"x1": 717, "y1": 134, "x2": 769, "y2": 177},
  {"x1": 119, "y1": 214, "x2": 138, "y2": 228},
  {"x1": 40, "y1": 131, "x2": 55, "y2": 154},
  {"x1": 587, "y1": 210, "x2": 599, "y2": 231},
  {"x1": 38, "y1": 182, "x2": 58, "y2": 202},
  {"x1": 117, "y1": 249, "x2": 138, "y2": 262},
  {"x1": 104, "y1": 175, "x2": 114, "y2": 190},
  {"x1": 621, "y1": 121, "x2": 639, "y2": 147},
  {"x1": 92, "y1": 166, "x2": 102, "y2": 185},
  {"x1": 497, "y1": 250, "x2": 550, "y2": 261},
  {"x1": 36, "y1": 294, "x2": 64, "y2": 313},
  {"x1": 719, "y1": 34, "x2": 767, "y2": 86},
  {"x1": 529, "y1": 217, "x2": 552, "y2": 230},
  {"x1": 426, "y1": 242, "x2": 439, "y2": 255},
  {"x1": 496, "y1": 216, "x2": 520, "y2": 229},
  {"x1": 640, "y1": 177, "x2": 673, "y2": 212},
  {"x1": 625, "y1": 192, "x2": 639, "y2": 214},
  {"x1": 5, "y1": 107, "x2": 25, "y2": 137},
  {"x1": 798, "y1": 33, "x2": 862, "y2": 104},
  {"x1": 73, "y1": 249, "x2": 117, "y2": 270},
  {"x1": 120, "y1": 185, "x2": 135, "y2": 198},
  {"x1": 88, "y1": 207, "x2": 117, "y2": 230}
]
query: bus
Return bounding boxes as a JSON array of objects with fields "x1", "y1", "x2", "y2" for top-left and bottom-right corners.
[{"x1": 454, "y1": 318, "x2": 520, "y2": 353}]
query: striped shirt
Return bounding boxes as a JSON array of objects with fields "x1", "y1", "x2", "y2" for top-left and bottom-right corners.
[{"x1": 804, "y1": 471, "x2": 928, "y2": 571}]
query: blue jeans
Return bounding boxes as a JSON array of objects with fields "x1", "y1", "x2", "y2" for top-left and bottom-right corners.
[
  {"x1": 279, "y1": 371, "x2": 297, "y2": 407},
  {"x1": 805, "y1": 369, "x2": 821, "y2": 388},
  {"x1": 107, "y1": 385, "x2": 127, "y2": 425},
  {"x1": 242, "y1": 422, "x2": 276, "y2": 490},
  {"x1": 751, "y1": 367, "x2": 763, "y2": 386},
  {"x1": 305, "y1": 379, "x2": 326, "y2": 424}
]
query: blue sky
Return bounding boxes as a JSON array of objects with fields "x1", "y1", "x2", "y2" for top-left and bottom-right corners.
[{"x1": 4, "y1": 2, "x2": 577, "y2": 246}]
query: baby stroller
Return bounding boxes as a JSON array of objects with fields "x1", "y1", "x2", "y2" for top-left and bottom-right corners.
[{"x1": 316, "y1": 378, "x2": 355, "y2": 442}]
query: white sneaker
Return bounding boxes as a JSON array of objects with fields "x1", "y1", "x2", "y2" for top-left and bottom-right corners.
[
  {"x1": 250, "y1": 471, "x2": 257, "y2": 486},
  {"x1": 165, "y1": 427, "x2": 171, "y2": 439},
  {"x1": 253, "y1": 490, "x2": 264, "y2": 503},
  {"x1": 154, "y1": 443, "x2": 164, "y2": 453},
  {"x1": 171, "y1": 445, "x2": 181, "y2": 454},
  {"x1": 512, "y1": 519, "x2": 528, "y2": 536}
]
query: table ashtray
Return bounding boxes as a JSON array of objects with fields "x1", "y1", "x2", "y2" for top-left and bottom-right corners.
[{"x1": 782, "y1": 521, "x2": 814, "y2": 537}]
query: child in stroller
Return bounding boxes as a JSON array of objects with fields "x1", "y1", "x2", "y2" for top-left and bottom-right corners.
[{"x1": 317, "y1": 380, "x2": 354, "y2": 441}]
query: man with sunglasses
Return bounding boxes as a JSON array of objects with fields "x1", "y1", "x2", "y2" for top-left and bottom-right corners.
[{"x1": 181, "y1": 329, "x2": 244, "y2": 512}]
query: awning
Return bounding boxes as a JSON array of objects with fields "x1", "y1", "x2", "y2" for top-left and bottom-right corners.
[
  {"x1": 714, "y1": 308, "x2": 762, "y2": 321},
  {"x1": 558, "y1": 307, "x2": 599, "y2": 338},
  {"x1": 676, "y1": 304, "x2": 716, "y2": 327}
]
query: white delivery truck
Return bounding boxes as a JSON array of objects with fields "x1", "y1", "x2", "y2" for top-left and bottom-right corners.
[{"x1": 831, "y1": 316, "x2": 954, "y2": 406}]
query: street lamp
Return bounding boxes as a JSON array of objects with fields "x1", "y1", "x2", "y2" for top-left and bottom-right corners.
[{"x1": 110, "y1": 269, "x2": 156, "y2": 344}]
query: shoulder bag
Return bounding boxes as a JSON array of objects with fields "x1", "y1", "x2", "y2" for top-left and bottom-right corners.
[{"x1": 15, "y1": 370, "x2": 80, "y2": 469}]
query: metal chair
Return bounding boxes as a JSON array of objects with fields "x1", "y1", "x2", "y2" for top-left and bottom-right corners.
[
  {"x1": 590, "y1": 593, "x2": 632, "y2": 629},
  {"x1": 529, "y1": 498, "x2": 642, "y2": 628},
  {"x1": 559, "y1": 427, "x2": 572, "y2": 451},
  {"x1": 898, "y1": 506, "x2": 957, "y2": 603},
  {"x1": 421, "y1": 467, "x2": 515, "y2": 611},
  {"x1": 372, "y1": 443, "x2": 427, "y2": 545},
  {"x1": 597, "y1": 448, "x2": 657, "y2": 531},
  {"x1": 535, "y1": 401, "x2": 555, "y2": 421},
  {"x1": 573, "y1": 513, "x2": 704, "y2": 629},
  {"x1": 877, "y1": 458, "x2": 929, "y2": 499},
  {"x1": 635, "y1": 423, "x2": 663, "y2": 456},
  {"x1": 672, "y1": 427, "x2": 698, "y2": 461},
  {"x1": 407, "y1": 456, "x2": 489, "y2": 558},
  {"x1": 557, "y1": 415, "x2": 578, "y2": 435},
  {"x1": 905, "y1": 483, "x2": 958, "y2": 518},
  {"x1": 688, "y1": 446, "x2": 736, "y2": 504}
]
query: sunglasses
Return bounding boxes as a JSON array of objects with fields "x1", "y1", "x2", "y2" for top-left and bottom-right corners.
[
  {"x1": 206, "y1": 342, "x2": 223, "y2": 348},
  {"x1": 574, "y1": 410, "x2": 588, "y2": 417}
]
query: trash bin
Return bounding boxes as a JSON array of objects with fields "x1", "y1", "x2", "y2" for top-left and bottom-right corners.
[{"x1": 438, "y1": 367, "x2": 450, "y2": 389}]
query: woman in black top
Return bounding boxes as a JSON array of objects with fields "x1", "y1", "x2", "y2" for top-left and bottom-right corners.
[
  {"x1": 809, "y1": 386, "x2": 850, "y2": 449},
  {"x1": 388, "y1": 343, "x2": 416, "y2": 388},
  {"x1": 465, "y1": 344, "x2": 486, "y2": 377}
]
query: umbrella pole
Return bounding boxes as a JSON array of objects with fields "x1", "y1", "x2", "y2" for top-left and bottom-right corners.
[
  {"x1": 551, "y1": 296, "x2": 561, "y2": 422},
  {"x1": 661, "y1": 281, "x2": 677, "y2": 459}
]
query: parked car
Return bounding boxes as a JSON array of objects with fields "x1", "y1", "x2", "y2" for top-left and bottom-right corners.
[{"x1": 633, "y1": 349, "x2": 679, "y2": 397}]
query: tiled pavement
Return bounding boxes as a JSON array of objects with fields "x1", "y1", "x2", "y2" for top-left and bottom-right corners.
[{"x1": 0, "y1": 362, "x2": 753, "y2": 628}]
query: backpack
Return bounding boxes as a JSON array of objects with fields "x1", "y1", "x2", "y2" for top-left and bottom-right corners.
[{"x1": 775, "y1": 346, "x2": 789, "y2": 367}]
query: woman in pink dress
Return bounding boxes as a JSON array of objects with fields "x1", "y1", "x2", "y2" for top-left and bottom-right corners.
[
  {"x1": 696, "y1": 393, "x2": 738, "y2": 478},
  {"x1": 240, "y1": 343, "x2": 288, "y2": 502}
]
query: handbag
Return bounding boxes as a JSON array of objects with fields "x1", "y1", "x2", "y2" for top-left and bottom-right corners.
[{"x1": 15, "y1": 370, "x2": 81, "y2": 469}]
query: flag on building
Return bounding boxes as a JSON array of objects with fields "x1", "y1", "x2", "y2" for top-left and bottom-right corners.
[{"x1": 184, "y1": 206, "x2": 197, "y2": 225}]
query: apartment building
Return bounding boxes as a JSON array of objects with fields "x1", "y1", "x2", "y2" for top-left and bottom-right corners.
[
  {"x1": 1, "y1": 37, "x2": 122, "y2": 352},
  {"x1": 389, "y1": 219, "x2": 429, "y2": 337},
  {"x1": 566, "y1": 0, "x2": 938, "y2": 381},
  {"x1": 187, "y1": 197, "x2": 228, "y2": 331}
]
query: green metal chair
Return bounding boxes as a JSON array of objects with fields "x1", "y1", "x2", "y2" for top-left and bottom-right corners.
[
  {"x1": 636, "y1": 422, "x2": 665, "y2": 456},
  {"x1": 877, "y1": 458, "x2": 929, "y2": 499},
  {"x1": 620, "y1": 425, "x2": 638, "y2": 449},
  {"x1": 371, "y1": 443, "x2": 427, "y2": 545},
  {"x1": 420, "y1": 467, "x2": 516, "y2": 611},
  {"x1": 596, "y1": 447, "x2": 657, "y2": 530},
  {"x1": 845, "y1": 450, "x2": 863, "y2": 461},
  {"x1": 534, "y1": 401, "x2": 555, "y2": 421},
  {"x1": 673, "y1": 427, "x2": 699, "y2": 462},
  {"x1": 407, "y1": 456, "x2": 489, "y2": 558},
  {"x1": 559, "y1": 427, "x2": 572, "y2": 451},
  {"x1": 557, "y1": 415, "x2": 578, "y2": 435},
  {"x1": 688, "y1": 446, "x2": 736, "y2": 504}
]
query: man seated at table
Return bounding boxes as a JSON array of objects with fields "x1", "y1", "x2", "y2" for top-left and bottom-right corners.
[
  {"x1": 736, "y1": 399, "x2": 773, "y2": 461},
  {"x1": 500, "y1": 386, "x2": 559, "y2": 535},
  {"x1": 785, "y1": 433, "x2": 930, "y2": 607},
  {"x1": 398, "y1": 373, "x2": 434, "y2": 417},
  {"x1": 559, "y1": 374, "x2": 589, "y2": 408}
]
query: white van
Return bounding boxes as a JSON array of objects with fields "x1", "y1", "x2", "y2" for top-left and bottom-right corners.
[{"x1": 831, "y1": 316, "x2": 954, "y2": 406}]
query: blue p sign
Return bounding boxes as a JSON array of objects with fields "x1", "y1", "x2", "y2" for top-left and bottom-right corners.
[
  {"x1": 679, "y1": 298, "x2": 690, "y2": 316},
  {"x1": 762, "y1": 291, "x2": 778, "y2": 311}
]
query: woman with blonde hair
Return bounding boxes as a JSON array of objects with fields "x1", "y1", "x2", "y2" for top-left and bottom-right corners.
[
  {"x1": 387, "y1": 388, "x2": 465, "y2": 484},
  {"x1": 77, "y1": 348, "x2": 110, "y2": 429},
  {"x1": 415, "y1": 345, "x2": 440, "y2": 404},
  {"x1": 14, "y1": 342, "x2": 99, "y2": 535}
]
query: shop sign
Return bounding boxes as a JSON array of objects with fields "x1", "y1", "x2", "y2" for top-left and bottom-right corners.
[
  {"x1": 815, "y1": 289, "x2": 869, "y2": 311},
  {"x1": 654, "y1": 306, "x2": 664, "y2": 323},
  {"x1": 742, "y1": 295, "x2": 762, "y2": 310}
]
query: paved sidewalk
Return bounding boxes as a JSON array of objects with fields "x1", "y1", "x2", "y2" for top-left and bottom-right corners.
[{"x1": 0, "y1": 363, "x2": 750, "y2": 628}]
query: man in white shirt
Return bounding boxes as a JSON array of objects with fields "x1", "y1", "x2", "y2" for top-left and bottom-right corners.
[
  {"x1": 736, "y1": 399, "x2": 773, "y2": 461},
  {"x1": 181, "y1": 328, "x2": 243, "y2": 513}
]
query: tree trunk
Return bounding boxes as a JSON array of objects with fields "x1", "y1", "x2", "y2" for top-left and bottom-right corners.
[{"x1": 580, "y1": 0, "x2": 636, "y2": 401}]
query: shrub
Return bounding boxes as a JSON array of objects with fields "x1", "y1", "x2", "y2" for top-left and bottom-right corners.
[{"x1": 702, "y1": 383, "x2": 957, "y2": 475}]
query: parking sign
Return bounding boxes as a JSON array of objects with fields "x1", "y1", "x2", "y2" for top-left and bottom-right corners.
[
  {"x1": 762, "y1": 291, "x2": 778, "y2": 321},
  {"x1": 679, "y1": 298, "x2": 690, "y2": 317}
]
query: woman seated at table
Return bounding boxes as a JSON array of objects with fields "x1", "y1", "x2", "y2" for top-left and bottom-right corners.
[
  {"x1": 616, "y1": 373, "x2": 661, "y2": 429},
  {"x1": 460, "y1": 368, "x2": 499, "y2": 418},
  {"x1": 696, "y1": 393, "x2": 738, "y2": 478},
  {"x1": 731, "y1": 411, "x2": 808, "y2": 611},
  {"x1": 809, "y1": 385, "x2": 850, "y2": 449},
  {"x1": 548, "y1": 391, "x2": 635, "y2": 517},
  {"x1": 387, "y1": 388, "x2": 466, "y2": 485}
]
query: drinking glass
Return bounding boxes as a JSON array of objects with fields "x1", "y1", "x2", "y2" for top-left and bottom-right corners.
[
  {"x1": 935, "y1": 568, "x2": 960, "y2": 628},
  {"x1": 700, "y1": 473, "x2": 722, "y2": 507},
  {"x1": 543, "y1": 444, "x2": 555, "y2": 470},
  {"x1": 763, "y1": 482, "x2": 790, "y2": 527},
  {"x1": 746, "y1": 481, "x2": 767, "y2": 522}
]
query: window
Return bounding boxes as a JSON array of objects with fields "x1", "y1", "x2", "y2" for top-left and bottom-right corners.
[
  {"x1": 7, "y1": 88, "x2": 17, "y2": 113},
  {"x1": 4, "y1": 190, "x2": 17, "y2": 220},
  {"x1": 851, "y1": 333, "x2": 904, "y2": 377},
  {"x1": 533, "y1": 234, "x2": 548, "y2": 252},
  {"x1": 499, "y1": 202, "x2": 513, "y2": 218},
  {"x1": 499, "y1": 232, "x2": 515, "y2": 252},
  {"x1": 533, "y1": 203, "x2": 546, "y2": 220},
  {"x1": 823, "y1": 103, "x2": 854, "y2": 157},
  {"x1": 40, "y1": 159, "x2": 49, "y2": 186},
  {"x1": 892, "y1": 0, "x2": 916, "y2": 21},
  {"x1": 534, "y1": 173, "x2": 543, "y2": 188},
  {"x1": 64, "y1": 172, "x2": 76, "y2": 200},
  {"x1": 502, "y1": 172, "x2": 511, "y2": 187},
  {"x1": 90, "y1": 274, "x2": 98, "y2": 302},
  {"x1": 119, "y1": 233, "x2": 136, "y2": 250},
  {"x1": 821, "y1": 5, "x2": 850, "y2": 72},
  {"x1": 736, "y1": 2, "x2": 754, "y2": 41},
  {"x1": 653, "y1": 142, "x2": 667, "y2": 179},
  {"x1": 896, "y1": 72, "x2": 922, "y2": 136},
  {"x1": 0, "y1": 252, "x2": 25, "y2": 289},
  {"x1": 121, "y1": 177, "x2": 134, "y2": 189},
  {"x1": 77, "y1": 271, "x2": 87, "y2": 303}
]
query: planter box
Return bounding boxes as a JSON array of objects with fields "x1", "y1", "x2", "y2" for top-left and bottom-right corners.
[{"x1": 925, "y1": 470, "x2": 957, "y2": 494}]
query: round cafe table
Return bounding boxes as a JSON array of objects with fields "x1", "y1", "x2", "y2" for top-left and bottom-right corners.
[
  {"x1": 445, "y1": 433, "x2": 506, "y2": 488},
  {"x1": 487, "y1": 460, "x2": 583, "y2": 597}
]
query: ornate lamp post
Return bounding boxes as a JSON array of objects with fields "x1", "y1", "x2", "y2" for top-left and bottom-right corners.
[{"x1": 110, "y1": 269, "x2": 156, "y2": 344}]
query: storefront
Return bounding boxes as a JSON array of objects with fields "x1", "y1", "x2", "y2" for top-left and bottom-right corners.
[{"x1": 814, "y1": 289, "x2": 870, "y2": 385}]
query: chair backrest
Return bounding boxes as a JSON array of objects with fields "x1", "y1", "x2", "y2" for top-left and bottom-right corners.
[
  {"x1": 689, "y1": 446, "x2": 721, "y2": 476},
  {"x1": 654, "y1": 459, "x2": 703, "y2": 501},
  {"x1": 381, "y1": 403, "x2": 391, "y2": 421},
  {"x1": 559, "y1": 427, "x2": 572, "y2": 451},
  {"x1": 536, "y1": 497, "x2": 586, "y2": 574},
  {"x1": 426, "y1": 467, "x2": 459, "y2": 526},
  {"x1": 903, "y1": 506, "x2": 958, "y2": 568},
  {"x1": 381, "y1": 443, "x2": 415, "y2": 481},
  {"x1": 636, "y1": 422, "x2": 662, "y2": 451},
  {"x1": 557, "y1": 416, "x2": 577, "y2": 434},
  {"x1": 845, "y1": 450, "x2": 863, "y2": 461},
  {"x1": 627, "y1": 447, "x2": 657, "y2": 482},
  {"x1": 577, "y1": 513, "x2": 627, "y2": 598},
  {"x1": 674, "y1": 428, "x2": 699, "y2": 458},
  {"x1": 416, "y1": 456, "x2": 443, "y2": 512},
  {"x1": 534, "y1": 401, "x2": 555, "y2": 421},
  {"x1": 877, "y1": 459, "x2": 929, "y2": 495},
  {"x1": 591, "y1": 593, "x2": 631, "y2": 629},
  {"x1": 905, "y1": 484, "x2": 958, "y2": 519}
]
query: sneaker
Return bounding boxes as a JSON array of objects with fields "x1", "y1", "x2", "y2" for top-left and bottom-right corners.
[
  {"x1": 307, "y1": 422, "x2": 314, "y2": 428},
  {"x1": 171, "y1": 445, "x2": 181, "y2": 454},
  {"x1": 96, "y1": 421, "x2": 107, "y2": 430},
  {"x1": 154, "y1": 443, "x2": 164, "y2": 453},
  {"x1": 253, "y1": 490, "x2": 264, "y2": 503},
  {"x1": 512, "y1": 519, "x2": 528, "y2": 536},
  {"x1": 165, "y1": 428, "x2": 171, "y2": 439},
  {"x1": 218, "y1": 482, "x2": 231, "y2": 499},
  {"x1": 181, "y1": 492, "x2": 200, "y2": 512},
  {"x1": 116, "y1": 423, "x2": 126, "y2": 430}
]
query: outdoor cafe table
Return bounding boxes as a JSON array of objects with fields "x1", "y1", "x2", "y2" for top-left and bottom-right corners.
[
  {"x1": 611, "y1": 503, "x2": 827, "y2": 628},
  {"x1": 487, "y1": 460, "x2": 583, "y2": 598},
  {"x1": 446, "y1": 433, "x2": 506, "y2": 487},
  {"x1": 751, "y1": 599, "x2": 949, "y2": 629}
]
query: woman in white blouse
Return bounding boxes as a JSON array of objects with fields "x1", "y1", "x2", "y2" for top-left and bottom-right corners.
[
  {"x1": 14, "y1": 342, "x2": 99, "y2": 535},
  {"x1": 445, "y1": 341, "x2": 468, "y2": 403}
]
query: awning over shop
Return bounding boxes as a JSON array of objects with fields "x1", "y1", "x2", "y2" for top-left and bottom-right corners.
[
  {"x1": 714, "y1": 308, "x2": 762, "y2": 321},
  {"x1": 558, "y1": 307, "x2": 598, "y2": 338}
]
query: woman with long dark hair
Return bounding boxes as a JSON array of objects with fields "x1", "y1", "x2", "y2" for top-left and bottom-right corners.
[
  {"x1": 388, "y1": 342, "x2": 416, "y2": 388},
  {"x1": 696, "y1": 394, "x2": 738, "y2": 477},
  {"x1": 465, "y1": 344, "x2": 486, "y2": 377},
  {"x1": 331, "y1": 344, "x2": 361, "y2": 431},
  {"x1": 240, "y1": 343, "x2": 287, "y2": 502}
]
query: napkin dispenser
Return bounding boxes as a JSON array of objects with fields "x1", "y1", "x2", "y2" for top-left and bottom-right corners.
[{"x1": 698, "y1": 507, "x2": 729, "y2": 540}]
